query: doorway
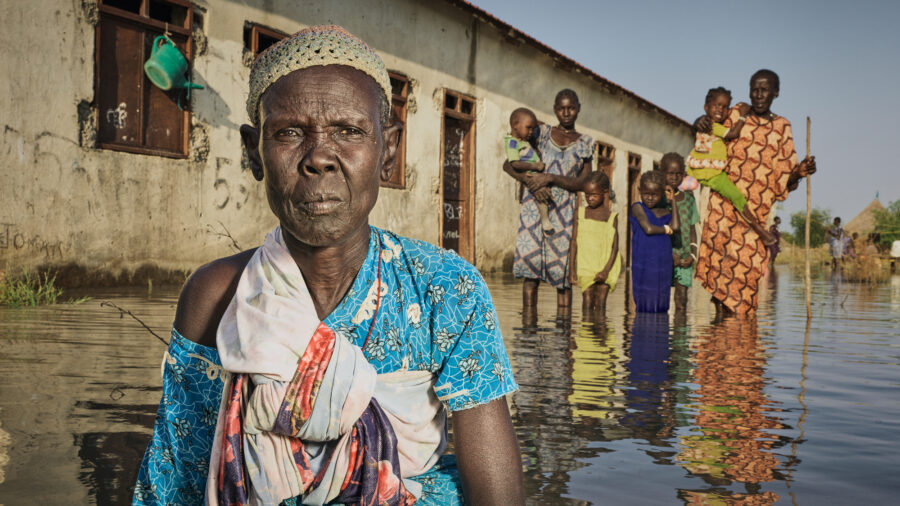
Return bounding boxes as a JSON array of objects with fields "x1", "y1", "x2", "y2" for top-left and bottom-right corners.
[
  {"x1": 626, "y1": 152, "x2": 642, "y2": 266},
  {"x1": 440, "y1": 90, "x2": 476, "y2": 263}
]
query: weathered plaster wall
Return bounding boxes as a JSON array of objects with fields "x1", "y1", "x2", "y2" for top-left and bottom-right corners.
[{"x1": 0, "y1": 0, "x2": 691, "y2": 284}]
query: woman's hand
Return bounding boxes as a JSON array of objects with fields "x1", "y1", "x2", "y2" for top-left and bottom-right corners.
[
  {"x1": 798, "y1": 156, "x2": 817, "y2": 177},
  {"x1": 693, "y1": 115, "x2": 712, "y2": 134},
  {"x1": 526, "y1": 172, "x2": 553, "y2": 191},
  {"x1": 532, "y1": 187, "x2": 552, "y2": 203},
  {"x1": 735, "y1": 102, "x2": 751, "y2": 116}
]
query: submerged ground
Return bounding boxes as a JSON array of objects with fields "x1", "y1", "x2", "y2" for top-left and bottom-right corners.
[{"x1": 0, "y1": 267, "x2": 898, "y2": 504}]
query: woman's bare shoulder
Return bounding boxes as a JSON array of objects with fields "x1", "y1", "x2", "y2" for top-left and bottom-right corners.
[{"x1": 173, "y1": 248, "x2": 257, "y2": 347}]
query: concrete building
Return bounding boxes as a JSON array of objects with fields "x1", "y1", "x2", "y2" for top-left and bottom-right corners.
[{"x1": 0, "y1": 0, "x2": 692, "y2": 284}]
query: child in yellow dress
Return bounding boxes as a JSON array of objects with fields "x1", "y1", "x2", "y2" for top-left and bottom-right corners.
[
  {"x1": 687, "y1": 87, "x2": 774, "y2": 245},
  {"x1": 571, "y1": 168, "x2": 621, "y2": 313}
]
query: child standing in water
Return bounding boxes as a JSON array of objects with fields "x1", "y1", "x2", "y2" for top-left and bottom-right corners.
[
  {"x1": 827, "y1": 217, "x2": 846, "y2": 269},
  {"x1": 630, "y1": 170, "x2": 679, "y2": 313},
  {"x1": 504, "y1": 108, "x2": 554, "y2": 235},
  {"x1": 768, "y1": 216, "x2": 782, "y2": 266},
  {"x1": 687, "y1": 87, "x2": 775, "y2": 245},
  {"x1": 571, "y1": 167, "x2": 621, "y2": 313},
  {"x1": 660, "y1": 153, "x2": 699, "y2": 313}
]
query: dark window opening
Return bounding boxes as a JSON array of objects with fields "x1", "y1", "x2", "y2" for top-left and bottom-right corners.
[
  {"x1": 596, "y1": 142, "x2": 615, "y2": 184},
  {"x1": 445, "y1": 94, "x2": 457, "y2": 111},
  {"x1": 628, "y1": 153, "x2": 642, "y2": 171},
  {"x1": 244, "y1": 23, "x2": 288, "y2": 56},
  {"x1": 460, "y1": 98, "x2": 474, "y2": 116},
  {"x1": 148, "y1": 0, "x2": 188, "y2": 26},
  {"x1": 103, "y1": 0, "x2": 141, "y2": 14},
  {"x1": 596, "y1": 141, "x2": 614, "y2": 161},
  {"x1": 382, "y1": 71, "x2": 409, "y2": 189}
]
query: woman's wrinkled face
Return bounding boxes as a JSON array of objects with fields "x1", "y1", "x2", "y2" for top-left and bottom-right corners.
[
  {"x1": 749, "y1": 76, "x2": 778, "y2": 116},
  {"x1": 254, "y1": 65, "x2": 394, "y2": 247},
  {"x1": 640, "y1": 180, "x2": 664, "y2": 209},
  {"x1": 554, "y1": 96, "x2": 579, "y2": 128}
]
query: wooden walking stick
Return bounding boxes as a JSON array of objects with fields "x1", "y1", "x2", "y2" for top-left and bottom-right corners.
[{"x1": 805, "y1": 117, "x2": 812, "y2": 319}]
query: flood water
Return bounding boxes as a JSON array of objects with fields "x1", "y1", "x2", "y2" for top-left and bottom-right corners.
[{"x1": 1, "y1": 267, "x2": 898, "y2": 504}]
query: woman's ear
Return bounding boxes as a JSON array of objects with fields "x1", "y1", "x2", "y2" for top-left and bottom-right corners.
[
  {"x1": 240, "y1": 124, "x2": 264, "y2": 181},
  {"x1": 379, "y1": 121, "x2": 403, "y2": 182}
]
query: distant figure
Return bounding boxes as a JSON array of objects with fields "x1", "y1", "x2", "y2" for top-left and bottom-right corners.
[
  {"x1": 660, "y1": 153, "x2": 699, "y2": 313},
  {"x1": 687, "y1": 87, "x2": 774, "y2": 245},
  {"x1": 506, "y1": 89, "x2": 594, "y2": 310},
  {"x1": 571, "y1": 168, "x2": 621, "y2": 313},
  {"x1": 827, "y1": 217, "x2": 846, "y2": 268},
  {"x1": 846, "y1": 231, "x2": 859, "y2": 259},
  {"x1": 694, "y1": 69, "x2": 817, "y2": 315},
  {"x1": 630, "y1": 171, "x2": 680, "y2": 313},
  {"x1": 768, "y1": 216, "x2": 782, "y2": 266},
  {"x1": 504, "y1": 108, "x2": 554, "y2": 235},
  {"x1": 863, "y1": 233, "x2": 880, "y2": 258},
  {"x1": 891, "y1": 239, "x2": 900, "y2": 274}
]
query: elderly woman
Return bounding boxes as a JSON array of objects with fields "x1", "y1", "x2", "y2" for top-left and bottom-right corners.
[
  {"x1": 134, "y1": 26, "x2": 523, "y2": 505},
  {"x1": 694, "y1": 69, "x2": 816, "y2": 315}
]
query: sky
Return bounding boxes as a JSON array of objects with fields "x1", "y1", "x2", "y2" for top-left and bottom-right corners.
[{"x1": 470, "y1": 0, "x2": 900, "y2": 224}]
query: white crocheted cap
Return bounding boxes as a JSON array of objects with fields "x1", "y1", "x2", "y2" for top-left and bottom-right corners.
[{"x1": 246, "y1": 25, "x2": 391, "y2": 126}]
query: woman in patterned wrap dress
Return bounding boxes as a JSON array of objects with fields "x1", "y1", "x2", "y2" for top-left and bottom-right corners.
[
  {"x1": 504, "y1": 89, "x2": 594, "y2": 312},
  {"x1": 694, "y1": 69, "x2": 816, "y2": 315}
]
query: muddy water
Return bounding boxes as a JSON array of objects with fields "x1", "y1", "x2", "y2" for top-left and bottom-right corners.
[{"x1": 0, "y1": 270, "x2": 898, "y2": 504}]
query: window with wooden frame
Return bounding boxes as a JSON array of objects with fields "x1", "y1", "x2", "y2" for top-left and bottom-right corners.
[
  {"x1": 627, "y1": 152, "x2": 642, "y2": 208},
  {"x1": 628, "y1": 153, "x2": 642, "y2": 171},
  {"x1": 653, "y1": 160, "x2": 660, "y2": 172},
  {"x1": 244, "y1": 23, "x2": 287, "y2": 56},
  {"x1": 596, "y1": 141, "x2": 615, "y2": 184},
  {"x1": 382, "y1": 72, "x2": 409, "y2": 189},
  {"x1": 96, "y1": 0, "x2": 195, "y2": 158}
]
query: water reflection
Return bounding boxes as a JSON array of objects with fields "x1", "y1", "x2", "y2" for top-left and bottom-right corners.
[
  {"x1": 621, "y1": 313, "x2": 674, "y2": 448},
  {"x1": 0, "y1": 271, "x2": 899, "y2": 504},
  {"x1": 677, "y1": 318, "x2": 785, "y2": 504}
]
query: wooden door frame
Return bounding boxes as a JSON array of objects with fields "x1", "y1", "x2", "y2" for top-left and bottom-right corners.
[{"x1": 438, "y1": 89, "x2": 477, "y2": 264}]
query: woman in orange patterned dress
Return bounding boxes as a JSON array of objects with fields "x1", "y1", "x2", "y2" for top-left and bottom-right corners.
[{"x1": 694, "y1": 69, "x2": 816, "y2": 315}]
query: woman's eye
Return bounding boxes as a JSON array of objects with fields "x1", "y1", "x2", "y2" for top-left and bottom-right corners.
[
  {"x1": 338, "y1": 127, "x2": 363, "y2": 137},
  {"x1": 275, "y1": 129, "x2": 301, "y2": 140}
]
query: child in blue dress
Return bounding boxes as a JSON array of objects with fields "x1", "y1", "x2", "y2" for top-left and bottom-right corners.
[{"x1": 630, "y1": 170, "x2": 680, "y2": 313}]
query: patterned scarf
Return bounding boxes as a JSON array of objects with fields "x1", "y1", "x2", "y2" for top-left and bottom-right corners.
[{"x1": 205, "y1": 227, "x2": 444, "y2": 505}]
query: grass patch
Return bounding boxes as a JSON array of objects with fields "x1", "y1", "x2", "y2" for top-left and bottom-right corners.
[
  {"x1": 842, "y1": 256, "x2": 891, "y2": 283},
  {"x1": 776, "y1": 243, "x2": 891, "y2": 283},
  {"x1": 0, "y1": 270, "x2": 91, "y2": 307}
]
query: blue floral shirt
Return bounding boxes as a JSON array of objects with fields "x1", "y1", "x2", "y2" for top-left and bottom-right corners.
[{"x1": 134, "y1": 227, "x2": 518, "y2": 504}]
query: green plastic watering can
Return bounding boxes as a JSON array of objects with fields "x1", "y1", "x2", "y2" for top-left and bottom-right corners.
[{"x1": 144, "y1": 35, "x2": 204, "y2": 93}]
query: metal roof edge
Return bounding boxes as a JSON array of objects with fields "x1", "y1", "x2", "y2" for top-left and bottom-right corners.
[{"x1": 444, "y1": 0, "x2": 692, "y2": 130}]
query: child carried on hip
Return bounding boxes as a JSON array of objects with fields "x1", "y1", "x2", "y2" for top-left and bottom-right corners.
[
  {"x1": 686, "y1": 87, "x2": 775, "y2": 245},
  {"x1": 504, "y1": 107, "x2": 554, "y2": 235}
]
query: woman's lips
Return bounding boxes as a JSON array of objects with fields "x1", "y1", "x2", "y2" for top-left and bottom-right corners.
[{"x1": 297, "y1": 196, "x2": 343, "y2": 215}]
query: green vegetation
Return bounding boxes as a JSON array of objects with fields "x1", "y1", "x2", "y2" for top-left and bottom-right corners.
[
  {"x1": 789, "y1": 207, "x2": 831, "y2": 248},
  {"x1": 872, "y1": 199, "x2": 900, "y2": 245},
  {"x1": 0, "y1": 270, "x2": 90, "y2": 307}
]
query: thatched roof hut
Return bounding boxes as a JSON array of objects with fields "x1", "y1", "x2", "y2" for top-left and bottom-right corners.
[{"x1": 845, "y1": 199, "x2": 886, "y2": 234}]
